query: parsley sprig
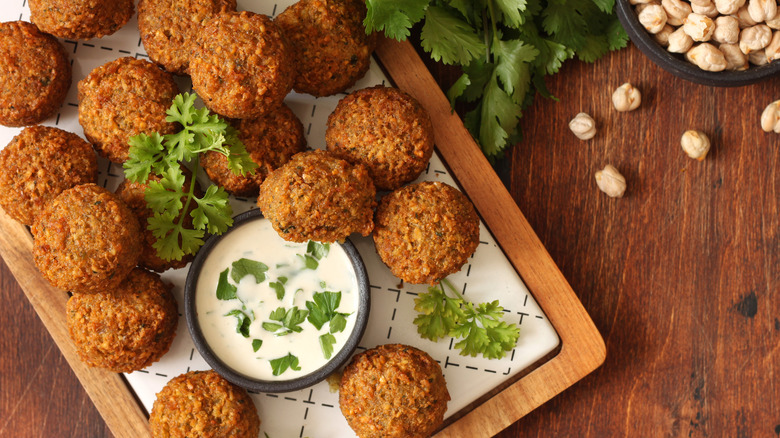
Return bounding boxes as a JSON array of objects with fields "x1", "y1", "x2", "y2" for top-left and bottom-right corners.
[
  {"x1": 414, "y1": 278, "x2": 520, "y2": 359},
  {"x1": 123, "y1": 92, "x2": 258, "y2": 261},
  {"x1": 365, "y1": 0, "x2": 627, "y2": 160}
]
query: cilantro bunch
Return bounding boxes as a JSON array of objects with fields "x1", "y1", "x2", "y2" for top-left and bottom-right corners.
[
  {"x1": 123, "y1": 93, "x2": 258, "y2": 261},
  {"x1": 414, "y1": 279, "x2": 520, "y2": 359},
  {"x1": 365, "y1": 0, "x2": 628, "y2": 160}
]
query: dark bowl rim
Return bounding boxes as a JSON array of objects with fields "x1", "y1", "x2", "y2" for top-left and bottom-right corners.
[
  {"x1": 615, "y1": 0, "x2": 780, "y2": 87},
  {"x1": 184, "y1": 208, "x2": 371, "y2": 393}
]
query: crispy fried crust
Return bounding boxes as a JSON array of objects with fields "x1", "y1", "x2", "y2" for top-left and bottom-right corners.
[
  {"x1": 66, "y1": 268, "x2": 178, "y2": 372},
  {"x1": 78, "y1": 57, "x2": 179, "y2": 163},
  {"x1": 339, "y1": 344, "x2": 450, "y2": 438},
  {"x1": 275, "y1": 0, "x2": 376, "y2": 96},
  {"x1": 373, "y1": 181, "x2": 480, "y2": 285},
  {"x1": 0, "y1": 21, "x2": 71, "y2": 127},
  {"x1": 29, "y1": 0, "x2": 134, "y2": 40},
  {"x1": 149, "y1": 370, "x2": 261, "y2": 438},
  {"x1": 326, "y1": 86, "x2": 434, "y2": 190},
  {"x1": 31, "y1": 183, "x2": 142, "y2": 294},
  {"x1": 257, "y1": 149, "x2": 376, "y2": 243},
  {"x1": 0, "y1": 126, "x2": 97, "y2": 225},
  {"x1": 190, "y1": 11, "x2": 295, "y2": 119}
]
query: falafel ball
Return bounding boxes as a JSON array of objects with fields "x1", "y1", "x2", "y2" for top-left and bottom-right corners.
[
  {"x1": 66, "y1": 268, "x2": 178, "y2": 373},
  {"x1": 0, "y1": 126, "x2": 97, "y2": 226},
  {"x1": 137, "y1": 0, "x2": 237, "y2": 75},
  {"x1": 149, "y1": 370, "x2": 261, "y2": 438},
  {"x1": 32, "y1": 183, "x2": 142, "y2": 294},
  {"x1": 275, "y1": 0, "x2": 377, "y2": 97},
  {"x1": 339, "y1": 344, "x2": 450, "y2": 438},
  {"x1": 114, "y1": 171, "x2": 199, "y2": 272},
  {"x1": 78, "y1": 57, "x2": 179, "y2": 163},
  {"x1": 373, "y1": 181, "x2": 479, "y2": 285},
  {"x1": 190, "y1": 11, "x2": 295, "y2": 119},
  {"x1": 326, "y1": 86, "x2": 434, "y2": 190},
  {"x1": 29, "y1": 0, "x2": 134, "y2": 40},
  {"x1": 257, "y1": 149, "x2": 376, "y2": 243},
  {"x1": 0, "y1": 21, "x2": 71, "y2": 127},
  {"x1": 201, "y1": 104, "x2": 306, "y2": 197}
]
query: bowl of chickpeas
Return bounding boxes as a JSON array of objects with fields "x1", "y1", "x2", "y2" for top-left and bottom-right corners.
[{"x1": 616, "y1": 0, "x2": 780, "y2": 86}]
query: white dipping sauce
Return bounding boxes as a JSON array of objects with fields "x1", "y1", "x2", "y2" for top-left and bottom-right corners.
[{"x1": 196, "y1": 217, "x2": 359, "y2": 381}]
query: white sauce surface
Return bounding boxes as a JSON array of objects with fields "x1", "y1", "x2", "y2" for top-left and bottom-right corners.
[{"x1": 196, "y1": 217, "x2": 359, "y2": 381}]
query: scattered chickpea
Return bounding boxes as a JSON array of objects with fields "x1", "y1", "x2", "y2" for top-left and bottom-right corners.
[
  {"x1": 686, "y1": 43, "x2": 728, "y2": 70},
  {"x1": 595, "y1": 165, "x2": 627, "y2": 198},
  {"x1": 569, "y1": 112, "x2": 597, "y2": 140},
  {"x1": 680, "y1": 130, "x2": 711, "y2": 160},
  {"x1": 612, "y1": 83, "x2": 642, "y2": 112},
  {"x1": 760, "y1": 99, "x2": 780, "y2": 132}
]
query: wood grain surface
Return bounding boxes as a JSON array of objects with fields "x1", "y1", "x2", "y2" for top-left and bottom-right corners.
[{"x1": 2, "y1": 38, "x2": 779, "y2": 438}]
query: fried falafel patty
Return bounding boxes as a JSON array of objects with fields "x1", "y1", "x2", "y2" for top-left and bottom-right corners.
[
  {"x1": 32, "y1": 183, "x2": 142, "y2": 294},
  {"x1": 339, "y1": 343, "x2": 450, "y2": 438},
  {"x1": 373, "y1": 181, "x2": 479, "y2": 285},
  {"x1": 326, "y1": 86, "x2": 434, "y2": 190},
  {"x1": 114, "y1": 172, "x2": 199, "y2": 272},
  {"x1": 0, "y1": 21, "x2": 71, "y2": 127},
  {"x1": 275, "y1": 0, "x2": 377, "y2": 97},
  {"x1": 258, "y1": 149, "x2": 376, "y2": 243},
  {"x1": 29, "y1": 0, "x2": 134, "y2": 40},
  {"x1": 190, "y1": 11, "x2": 295, "y2": 119},
  {"x1": 137, "y1": 0, "x2": 237, "y2": 75},
  {"x1": 149, "y1": 370, "x2": 261, "y2": 438},
  {"x1": 0, "y1": 126, "x2": 97, "y2": 226},
  {"x1": 201, "y1": 104, "x2": 306, "y2": 197},
  {"x1": 66, "y1": 268, "x2": 178, "y2": 373},
  {"x1": 78, "y1": 57, "x2": 179, "y2": 163}
]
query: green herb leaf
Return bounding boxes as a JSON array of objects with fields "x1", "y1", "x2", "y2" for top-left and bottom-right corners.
[
  {"x1": 420, "y1": 5, "x2": 485, "y2": 65},
  {"x1": 264, "y1": 306, "x2": 309, "y2": 336},
  {"x1": 364, "y1": 0, "x2": 430, "y2": 40},
  {"x1": 329, "y1": 313, "x2": 347, "y2": 334},
  {"x1": 319, "y1": 333, "x2": 337, "y2": 359},
  {"x1": 307, "y1": 241, "x2": 330, "y2": 260},
  {"x1": 306, "y1": 291, "x2": 344, "y2": 330},
  {"x1": 225, "y1": 309, "x2": 252, "y2": 338},
  {"x1": 231, "y1": 258, "x2": 269, "y2": 283},
  {"x1": 269, "y1": 277, "x2": 288, "y2": 300},
  {"x1": 252, "y1": 339, "x2": 263, "y2": 352},
  {"x1": 269, "y1": 353, "x2": 301, "y2": 376},
  {"x1": 216, "y1": 268, "x2": 238, "y2": 300},
  {"x1": 299, "y1": 254, "x2": 319, "y2": 270}
]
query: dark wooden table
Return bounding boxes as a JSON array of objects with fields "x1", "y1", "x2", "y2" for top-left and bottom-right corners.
[{"x1": 2, "y1": 41, "x2": 779, "y2": 436}]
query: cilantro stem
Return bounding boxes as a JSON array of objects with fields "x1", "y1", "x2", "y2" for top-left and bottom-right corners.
[
  {"x1": 440, "y1": 278, "x2": 465, "y2": 301},
  {"x1": 178, "y1": 155, "x2": 199, "y2": 228},
  {"x1": 485, "y1": 0, "x2": 500, "y2": 62}
]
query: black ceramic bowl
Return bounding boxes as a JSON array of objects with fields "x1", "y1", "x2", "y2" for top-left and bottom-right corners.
[
  {"x1": 616, "y1": 0, "x2": 780, "y2": 86},
  {"x1": 184, "y1": 208, "x2": 370, "y2": 393}
]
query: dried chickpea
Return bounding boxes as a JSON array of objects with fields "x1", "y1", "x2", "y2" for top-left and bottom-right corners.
[
  {"x1": 747, "y1": 0, "x2": 777, "y2": 24},
  {"x1": 654, "y1": 24, "x2": 675, "y2": 46},
  {"x1": 669, "y1": 27, "x2": 695, "y2": 52},
  {"x1": 765, "y1": 30, "x2": 780, "y2": 61},
  {"x1": 692, "y1": 1, "x2": 720, "y2": 17},
  {"x1": 663, "y1": 0, "x2": 693, "y2": 25},
  {"x1": 748, "y1": 48, "x2": 769, "y2": 64},
  {"x1": 680, "y1": 130, "x2": 711, "y2": 160},
  {"x1": 715, "y1": 0, "x2": 746, "y2": 15},
  {"x1": 595, "y1": 165, "x2": 627, "y2": 198},
  {"x1": 760, "y1": 99, "x2": 780, "y2": 133},
  {"x1": 612, "y1": 83, "x2": 642, "y2": 112},
  {"x1": 712, "y1": 16, "x2": 740, "y2": 43},
  {"x1": 686, "y1": 43, "x2": 728, "y2": 70},
  {"x1": 569, "y1": 112, "x2": 597, "y2": 140},
  {"x1": 639, "y1": 4, "x2": 669, "y2": 33},
  {"x1": 683, "y1": 13, "x2": 716, "y2": 41},
  {"x1": 735, "y1": 5, "x2": 758, "y2": 28},
  {"x1": 739, "y1": 24, "x2": 772, "y2": 53},
  {"x1": 766, "y1": 15, "x2": 780, "y2": 29},
  {"x1": 719, "y1": 42, "x2": 750, "y2": 69}
]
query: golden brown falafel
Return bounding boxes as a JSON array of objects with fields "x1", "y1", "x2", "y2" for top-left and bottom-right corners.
[
  {"x1": 201, "y1": 104, "x2": 306, "y2": 197},
  {"x1": 149, "y1": 370, "x2": 261, "y2": 438},
  {"x1": 0, "y1": 21, "x2": 71, "y2": 127},
  {"x1": 257, "y1": 149, "x2": 376, "y2": 243},
  {"x1": 190, "y1": 11, "x2": 295, "y2": 119},
  {"x1": 326, "y1": 86, "x2": 435, "y2": 190},
  {"x1": 339, "y1": 343, "x2": 450, "y2": 438},
  {"x1": 137, "y1": 0, "x2": 237, "y2": 75},
  {"x1": 275, "y1": 0, "x2": 377, "y2": 96},
  {"x1": 31, "y1": 183, "x2": 142, "y2": 294},
  {"x1": 373, "y1": 181, "x2": 480, "y2": 285},
  {"x1": 29, "y1": 0, "x2": 134, "y2": 40},
  {"x1": 78, "y1": 57, "x2": 180, "y2": 163},
  {"x1": 0, "y1": 126, "x2": 97, "y2": 226},
  {"x1": 66, "y1": 268, "x2": 178, "y2": 373}
]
